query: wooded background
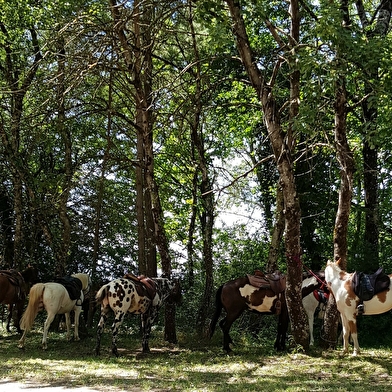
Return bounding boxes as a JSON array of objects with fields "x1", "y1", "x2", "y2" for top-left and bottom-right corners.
[{"x1": 1, "y1": 0, "x2": 392, "y2": 347}]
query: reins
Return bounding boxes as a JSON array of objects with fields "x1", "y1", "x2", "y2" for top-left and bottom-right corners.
[{"x1": 303, "y1": 264, "x2": 327, "y2": 291}]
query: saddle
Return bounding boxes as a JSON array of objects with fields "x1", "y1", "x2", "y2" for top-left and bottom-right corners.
[
  {"x1": 247, "y1": 270, "x2": 286, "y2": 315},
  {"x1": 247, "y1": 270, "x2": 286, "y2": 294},
  {"x1": 0, "y1": 270, "x2": 26, "y2": 300},
  {"x1": 55, "y1": 276, "x2": 83, "y2": 301},
  {"x1": 124, "y1": 273, "x2": 157, "y2": 300},
  {"x1": 352, "y1": 267, "x2": 391, "y2": 314}
]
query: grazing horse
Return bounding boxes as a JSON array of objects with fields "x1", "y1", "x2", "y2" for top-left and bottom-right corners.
[
  {"x1": 95, "y1": 274, "x2": 182, "y2": 357},
  {"x1": 18, "y1": 273, "x2": 91, "y2": 350},
  {"x1": 208, "y1": 273, "x2": 288, "y2": 353},
  {"x1": 301, "y1": 273, "x2": 329, "y2": 345},
  {"x1": 0, "y1": 265, "x2": 39, "y2": 333},
  {"x1": 325, "y1": 259, "x2": 392, "y2": 355}
]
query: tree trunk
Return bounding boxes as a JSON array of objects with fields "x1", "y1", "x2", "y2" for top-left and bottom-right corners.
[
  {"x1": 109, "y1": 0, "x2": 176, "y2": 343},
  {"x1": 225, "y1": 0, "x2": 309, "y2": 348},
  {"x1": 0, "y1": 25, "x2": 42, "y2": 269},
  {"x1": 56, "y1": 39, "x2": 72, "y2": 276},
  {"x1": 266, "y1": 185, "x2": 284, "y2": 272},
  {"x1": 322, "y1": 71, "x2": 355, "y2": 349}
]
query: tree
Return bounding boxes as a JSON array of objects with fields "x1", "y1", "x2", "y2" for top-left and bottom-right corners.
[{"x1": 224, "y1": 0, "x2": 309, "y2": 347}]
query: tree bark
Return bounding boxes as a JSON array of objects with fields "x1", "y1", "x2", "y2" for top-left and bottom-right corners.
[
  {"x1": 109, "y1": 0, "x2": 176, "y2": 343},
  {"x1": 225, "y1": 0, "x2": 309, "y2": 348}
]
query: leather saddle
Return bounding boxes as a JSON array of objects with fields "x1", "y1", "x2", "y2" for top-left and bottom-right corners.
[
  {"x1": 124, "y1": 273, "x2": 157, "y2": 300},
  {"x1": 352, "y1": 267, "x2": 390, "y2": 302},
  {"x1": 0, "y1": 270, "x2": 24, "y2": 287},
  {"x1": 247, "y1": 270, "x2": 286, "y2": 294}
]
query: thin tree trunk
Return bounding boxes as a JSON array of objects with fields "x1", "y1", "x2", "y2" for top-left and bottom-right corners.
[
  {"x1": 56, "y1": 39, "x2": 72, "y2": 277},
  {"x1": 109, "y1": 0, "x2": 176, "y2": 343},
  {"x1": 225, "y1": 0, "x2": 309, "y2": 348}
]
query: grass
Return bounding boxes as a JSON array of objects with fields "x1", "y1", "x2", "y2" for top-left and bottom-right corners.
[{"x1": 1, "y1": 322, "x2": 392, "y2": 391}]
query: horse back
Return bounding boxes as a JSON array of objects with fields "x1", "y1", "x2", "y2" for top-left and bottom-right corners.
[{"x1": 96, "y1": 278, "x2": 152, "y2": 314}]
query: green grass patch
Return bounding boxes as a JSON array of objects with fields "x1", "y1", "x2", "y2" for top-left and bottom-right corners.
[{"x1": 0, "y1": 324, "x2": 392, "y2": 391}]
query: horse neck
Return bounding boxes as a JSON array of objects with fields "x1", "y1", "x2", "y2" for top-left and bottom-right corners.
[
  {"x1": 154, "y1": 278, "x2": 172, "y2": 301},
  {"x1": 326, "y1": 265, "x2": 344, "y2": 293}
]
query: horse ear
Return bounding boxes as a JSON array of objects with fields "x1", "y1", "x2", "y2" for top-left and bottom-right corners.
[{"x1": 336, "y1": 258, "x2": 341, "y2": 267}]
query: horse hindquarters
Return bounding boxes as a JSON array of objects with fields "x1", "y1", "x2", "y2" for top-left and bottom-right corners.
[{"x1": 18, "y1": 283, "x2": 45, "y2": 349}]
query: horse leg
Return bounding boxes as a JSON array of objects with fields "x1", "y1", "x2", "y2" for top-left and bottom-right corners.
[
  {"x1": 65, "y1": 313, "x2": 72, "y2": 341},
  {"x1": 95, "y1": 305, "x2": 110, "y2": 355},
  {"x1": 6, "y1": 304, "x2": 13, "y2": 333},
  {"x1": 307, "y1": 309, "x2": 315, "y2": 346},
  {"x1": 18, "y1": 329, "x2": 27, "y2": 349},
  {"x1": 219, "y1": 311, "x2": 242, "y2": 353},
  {"x1": 73, "y1": 305, "x2": 82, "y2": 342},
  {"x1": 110, "y1": 310, "x2": 125, "y2": 357},
  {"x1": 42, "y1": 312, "x2": 56, "y2": 350},
  {"x1": 340, "y1": 314, "x2": 351, "y2": 355},
  {"x1": 275, "y1": 304, "x2": 288, "y2": 351},
  {"x1": 141, "y1": 308, "x2": 158, "y2": 353}
]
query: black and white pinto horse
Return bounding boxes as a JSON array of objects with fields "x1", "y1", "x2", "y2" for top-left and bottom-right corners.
[
  {"x1": 95, "y1": 275, "x2": 182, "y2": 357},
  {"x1": 301, "y1": 273, "x2": 329, "y2": 346}
]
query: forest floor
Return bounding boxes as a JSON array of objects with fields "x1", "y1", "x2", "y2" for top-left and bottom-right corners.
[{"x1": 1, "y1": 324, "x2": 392, "y2": 391}]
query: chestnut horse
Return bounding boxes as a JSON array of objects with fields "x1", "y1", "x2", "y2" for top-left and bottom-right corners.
[
  {"x1": 209, "y1": 274, "x2": 288, "y2": 353},
  {"x1": 0, "y1": 265, "x2": 39, "y2": 333},
  {"x1": 325, "y1": 259, "x2": 392, "y2": 355}
]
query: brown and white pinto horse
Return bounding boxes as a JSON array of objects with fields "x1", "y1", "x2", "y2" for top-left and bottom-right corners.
[
  {"x1": 95, "y1": 275, "x2": 182, "y2": 357},
  {"x1": 208, "y1": 275, "x2": 288, "y2": 353},
  {"x1": 325, "y1": 259, "x2": 392, "y2": 355}
]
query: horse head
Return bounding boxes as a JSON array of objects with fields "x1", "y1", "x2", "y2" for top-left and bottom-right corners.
[
  {"x1": 21, "y1": 264, "x2": 40, "y2": 285},
  {"x1": 168, "y1": 278, "x2": 182, "y2": 305},
  {"x1": 155, "y1": 277, "x2": 182, "y2": 305}
]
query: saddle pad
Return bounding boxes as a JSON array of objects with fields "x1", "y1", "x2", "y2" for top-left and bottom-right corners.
[{"x1": 55, "y1": 276, "x2": 83, "y2": 300}]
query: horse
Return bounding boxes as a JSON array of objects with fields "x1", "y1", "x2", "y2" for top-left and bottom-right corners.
[
  {"x1": 325, "y1": 259, "x2": 392, "y2": 355},
  {"x1": 301, "y1": 273, "x2": 329, "y2": 345},
  {"x1": 18, "y1": 273, "x2": 91, "y2": 350},
  {"x1": 95, "y1": 274, "x2": 182, "y2": 357},
  {"x1": 208, "y1": 273, "x2": 288, "y2": 353},
  {"x1": 0, "y1": 265, "x2": 40, "y2": 333}
]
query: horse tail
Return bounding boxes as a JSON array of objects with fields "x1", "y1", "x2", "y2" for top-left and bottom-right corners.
[
  {"x1": 208, "y1": 285, "x2": 224, "y2": 339},
  {"x1": 20, "y1": 283, "x2": 45, "y2": 332},
  {"x1": 95, "y1": 284, "x2": 108, "y2": 304}
]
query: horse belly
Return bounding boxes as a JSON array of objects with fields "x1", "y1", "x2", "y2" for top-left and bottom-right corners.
[
  {"x1": 240, "y1": 285, "x2": 277, "y2": 313},
  {"x1": 362, "y1": 292, "x2": 392, "y2": 315}
]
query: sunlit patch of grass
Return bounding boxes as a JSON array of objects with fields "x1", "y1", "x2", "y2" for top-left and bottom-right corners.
[{"x1": 1, "y1": 324, "x2": 392, "y2": 391}]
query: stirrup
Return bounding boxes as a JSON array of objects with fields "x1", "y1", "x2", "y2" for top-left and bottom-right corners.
[{"x1": 357, "y1": 303, "x2": 364, "y2": 315}]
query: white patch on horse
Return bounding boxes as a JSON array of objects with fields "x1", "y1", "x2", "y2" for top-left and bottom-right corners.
[{"x1": 239, "y1": 285, "x2": 276, "y2": 312}]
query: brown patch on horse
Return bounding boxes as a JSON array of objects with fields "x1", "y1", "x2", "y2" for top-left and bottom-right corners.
[
  {"x1": 348, "y1": 318, "x2": 357, "y2": 335},
  {"x1": 343, "y1": 278, "x2": 357, "y2": 307},
  {"x1": 376, "y1": 289, "x2": 389, "y2": 303}
]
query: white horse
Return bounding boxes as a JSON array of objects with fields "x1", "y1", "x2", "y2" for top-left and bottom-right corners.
[
  {"x1": 18, "y1": 273, "x2": 91, "y2": 350},
  {"x1": 325, "y1": 259, "x2": 392, "y2": 355},
  {"x1": 302, "y1": 275, "x2": 329, "y2": 345}
]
